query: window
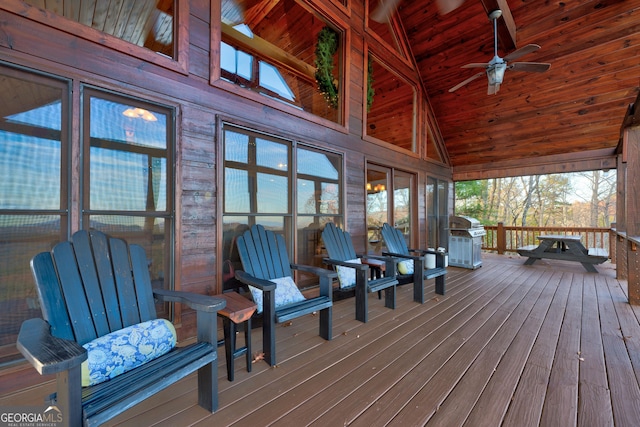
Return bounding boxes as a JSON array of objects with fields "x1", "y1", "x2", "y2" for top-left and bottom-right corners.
[
  {"x1": 296, "y1": 147, "x2": 342, "y2": 273},
  {"x1": 21, "y1": 0, "x2": 177, "y2": 58},
  {"x1": 219, "y1": 0, "x2": 343, "y2": 123},
  {"x1": 7, "y1": 1, "x2": 188, "y2": 73},
  {"x1": 427, "y1": 176, "x2": 450, "y2": 249},
  {"x1": 0, "y1": 65, "x2": 69, "y2": 365},
  {"x1": 366, "y1": 54, "x2": 416, "y2": 151},
  {"x1": 222, "y1": 124, "x2": 343, "y2": 289},
  {"x1": 368, "y1": 0, "x2": 408, "y2": 59},
  {"x1": 0, "y1": 63, "x2": 175, "y2": 365},
  {"x1": 425, "y1": 124, "x2": 445, "y2": 163},
  {"x1": 83, "y1": 89, "x2": 174, "y2": 304},
  {"x1": 366, "y1": 164, "x2": 415, "y2": 253}
]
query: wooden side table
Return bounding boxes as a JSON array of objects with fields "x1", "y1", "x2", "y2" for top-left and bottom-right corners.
[
  {"x1": 217, "y1": 292, "x2": 257, "y2": 381},
  {"x1": 361, "y1": 257, "x2": 385, "y2": 280}
]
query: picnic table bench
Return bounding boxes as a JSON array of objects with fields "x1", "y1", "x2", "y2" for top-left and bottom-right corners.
[{"x1": 517, "y1": 234, "x2": 608, "y2": 273}]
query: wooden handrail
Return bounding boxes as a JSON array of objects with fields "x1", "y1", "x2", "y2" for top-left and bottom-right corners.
[{"x1": 482, "y1": 223, "x2": 612, "y2": 256}]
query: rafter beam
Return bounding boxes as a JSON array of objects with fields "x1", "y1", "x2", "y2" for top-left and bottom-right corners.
[
  {"x1": 221, "y1": 23, "x2": 316, "y2": 82},
  {"x1": 479, "y1": 0, "x2": 516, "y2": 52}
]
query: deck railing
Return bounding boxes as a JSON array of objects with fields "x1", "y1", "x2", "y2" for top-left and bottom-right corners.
[{"x1": 482, "y1": 223, "x2": 612, "y2": 255}]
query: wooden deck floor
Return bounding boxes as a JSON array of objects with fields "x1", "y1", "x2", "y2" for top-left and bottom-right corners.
[{"x1": 3, "y1": 253, "x2": 640, "y2": 426}]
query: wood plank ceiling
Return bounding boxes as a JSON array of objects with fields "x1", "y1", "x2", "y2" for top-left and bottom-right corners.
[
  {"x1": 398, "y1": 0, "x2": 640, "y2": 178},
  {"x1": 10, "y1": 1, "x2": 640, "y2": 179}
]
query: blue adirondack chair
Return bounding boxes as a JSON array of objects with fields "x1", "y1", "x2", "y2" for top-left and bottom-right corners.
[
  {"x1": 17, "y1": 229, "x2": 226, "y2": 426},
  {"x1": 234, "y1": 224, "x2": 335, "y2": 366},
  {"x1": 321, "y1": 223, "x2": 398, "y2": 323},
  {"x1": 381, "y1": 223, "x2": 447, "y2": 302}
]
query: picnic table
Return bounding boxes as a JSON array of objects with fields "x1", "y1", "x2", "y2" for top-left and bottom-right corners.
[{"x1": 517, "y1": 234, "x2": 608, "y2": 273}]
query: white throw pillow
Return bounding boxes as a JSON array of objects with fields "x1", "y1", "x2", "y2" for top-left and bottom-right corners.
[
  {"x1": 397, "y1": 259, "x2": 414, "y2": 275},
  {"x1": 336, "y1": 258, "x2": 362, "y2": 289},
  {"x1": 249, "y1": 276, "x2": 305, "y2": 314}
]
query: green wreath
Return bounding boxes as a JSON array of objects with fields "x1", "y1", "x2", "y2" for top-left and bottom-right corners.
[
  {"x1": 367, "y1": 56, "x2": 375, "y2": 111},
  {"x1": 315, "y1": 27, "x2": 339, "y2": 109}
]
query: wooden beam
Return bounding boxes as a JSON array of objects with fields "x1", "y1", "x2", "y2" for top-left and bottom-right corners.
[
  {"x1": 479, "y1": 0, "x2": 516, "y2": 52},
  {"x1": 221, "y1": 23, "x2": 316, "y2": 83},
  {"x1": 452, "y1": 148, "x2": 617, "y2": 181}
]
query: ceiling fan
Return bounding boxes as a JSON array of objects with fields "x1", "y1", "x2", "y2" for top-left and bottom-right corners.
[
  {"x1": 371, "y1": 0, "x2": 465, "y2": 22},
  {"x1": 449, "y1": 9, "x2": 551, "y2": 95}
]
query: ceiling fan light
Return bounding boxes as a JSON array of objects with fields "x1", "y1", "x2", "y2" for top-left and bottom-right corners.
[{"x1": 487, "y1": 63, "x2": 507, "y2": 85}]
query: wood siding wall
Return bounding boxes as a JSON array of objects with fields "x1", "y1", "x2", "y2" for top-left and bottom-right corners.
[{"x1": 0, "y1": 0, "x2": 451, "y2": 353}]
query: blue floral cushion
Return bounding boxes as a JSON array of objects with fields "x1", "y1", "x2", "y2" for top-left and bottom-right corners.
[
  {"x1": 249, "y1": 276, "x2": 306, "y2": 314},
  {"x1": 81, "y1": 318, "x2": 177, "y2": 387},
  {"x1": 336, "y1": 258, "x2": 361, "y2": 289}
]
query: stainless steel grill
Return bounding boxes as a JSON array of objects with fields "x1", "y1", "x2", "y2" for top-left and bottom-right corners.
[{"x1": 448, "y1": 215, "x2": 486, "y2": 269}]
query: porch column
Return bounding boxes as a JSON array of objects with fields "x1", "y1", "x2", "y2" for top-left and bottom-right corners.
[{"x1": 619, "y1": 94, "x2": 640, "y2": 304}]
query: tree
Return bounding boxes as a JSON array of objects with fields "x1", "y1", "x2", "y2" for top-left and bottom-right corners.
[{"x1": 454, "y1": 171, "x2": 614, "y2": 228}]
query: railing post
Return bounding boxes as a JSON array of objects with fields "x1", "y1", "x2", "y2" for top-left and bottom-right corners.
[
  {"x1": 497, "y1": 222, "x2": 506, "y2": 255},
  {"x1": 610, "y1": 223, "x2": 616, "y2": 264}
]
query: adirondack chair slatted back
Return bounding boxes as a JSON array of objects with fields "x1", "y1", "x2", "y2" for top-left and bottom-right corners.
[
  {"x1": 320, "y1": 222, "x2": 397, "y2": 322},
  {"x1": 322, "y1": 222, "x2": 357, "y2": 261},
  {"x1": 381, "y1": 222, "x2": 447, "y2": 299},
  {"x1": 31, "y1": 229, "x2": 157, "y2": 345},
  {"x1": 236, "y1": 225, "x2": 293, "y2": 280},
  {"x1": 381, "y1": 223, "x2": 410, "y2": 256}
]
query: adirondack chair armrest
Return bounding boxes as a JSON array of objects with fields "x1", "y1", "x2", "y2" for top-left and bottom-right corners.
[
  {"x1": 234, "y1": 270, "x2": 277, "y2": 291},
  {"x1": 408, "y1": 248, "x2": 447, "y2": 266},
  {"x1": 153, "y1": 289, "x2": 226, "y2": 313},
  {"x1": 322, "y1": 257, "x2": 369, "y2": 271},
  {"x1": 290, "y1": 263, "x2": 337, "y2": 279},
  {"x1": 407, "y1": 248, "x2": 439, "y2": 255},
  {"x1": 290, "y1": 263, "x2": 337, "y2": 297},
  {"x1": 17, "y1": 318, "x2": 87, "y2": 376},
  {"x1": 382, "y1": 251, "x2": 421, "y2": 261},
  {"x1": 355, "y1": 254, "x2": 397, "y2": 276}
]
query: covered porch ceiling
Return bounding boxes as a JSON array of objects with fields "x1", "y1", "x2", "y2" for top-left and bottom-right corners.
[{"x1": 397, "y1": 0, "x2": 639, "y2": 179}]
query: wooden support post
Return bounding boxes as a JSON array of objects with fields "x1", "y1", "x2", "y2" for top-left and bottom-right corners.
[
  {"x1": 610, "y1": 223, "x2": 616, "y2": 264},
  {"x1": 497, "y1": 222, "x2": 506, "y2": 255},
  {"x1": 619, "y1": 92, "x2": 640, "y2": 303}
]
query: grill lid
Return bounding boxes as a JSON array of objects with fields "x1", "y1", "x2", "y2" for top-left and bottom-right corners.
[{"x1": 449, "y1": 215, "x2": 482, "y2": 230}]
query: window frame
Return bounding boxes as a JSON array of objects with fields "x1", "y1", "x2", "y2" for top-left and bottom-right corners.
[
  {"x1": 220, "y1": 121, "x2": 345, "y2": 290},
  {"x1": 363, "y1": 49, "x2": 419, "y2": 154},
  {"x1": 81, "y1": 87, "x2": 176, "y2": 302},
  {"x1": 210, "y1": 0, "x2": 351, "y2": 132},
  {"x1": 0, "y1": 0, "x2": 190, "y2": 75}
]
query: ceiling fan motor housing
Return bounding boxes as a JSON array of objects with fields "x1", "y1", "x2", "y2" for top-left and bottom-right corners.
[{"x1": 487, "y1": 61, "x2": 507, "y2": 85}]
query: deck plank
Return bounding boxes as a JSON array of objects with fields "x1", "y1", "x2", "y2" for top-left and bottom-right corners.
[
  {"x1": 501, "y1": 271, "x2": 572, "y2": 425},
  {"x1": 539, "y1": 273, "x2": 583, "y2": 426},
  {"x1": 294, "y1": 263, "x2": 523, "y2": 426},
  {"x1": 427, "y1": 269, "x2": 560, "y2": 426},
  {"x1": 237, "y1": 264, "x2": 511, "y2": 425},
  {"x1": 577, "y1": 274, "x2": 614, "y2": 427},
  {"x1": 3, "y1": 255, "x2": 638, "y2": 427},
  {"x1": 597, "y1": 276, "x2": 640, "y2": 425},
  {"x1": 350, "y1": 266, "x2": 536, "y2": 425}
]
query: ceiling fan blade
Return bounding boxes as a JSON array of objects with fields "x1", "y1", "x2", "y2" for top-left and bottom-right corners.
[
  {"x1": 510, "y1": 62, "x2": 551, "y2": 72},
  {"x1": 449, "y1": 72, "x2": 485, "y2": 92},
  {"x1": 371, "y1": 0, "x2": 402, "y2": 23},
  {"x1": 436, "y1": 0, "x2": 466, "y2": 15},
  {"x1": 504, "y1": 44, "x2": 541, "y2": 62},
  {"x1": 461, "y1": 63, "x2": 489, "y2": 69}
]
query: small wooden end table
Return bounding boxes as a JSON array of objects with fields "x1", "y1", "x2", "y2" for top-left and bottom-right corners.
[{"x1": 217, "y1": 292, "x2": 257, "y2": 381}]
